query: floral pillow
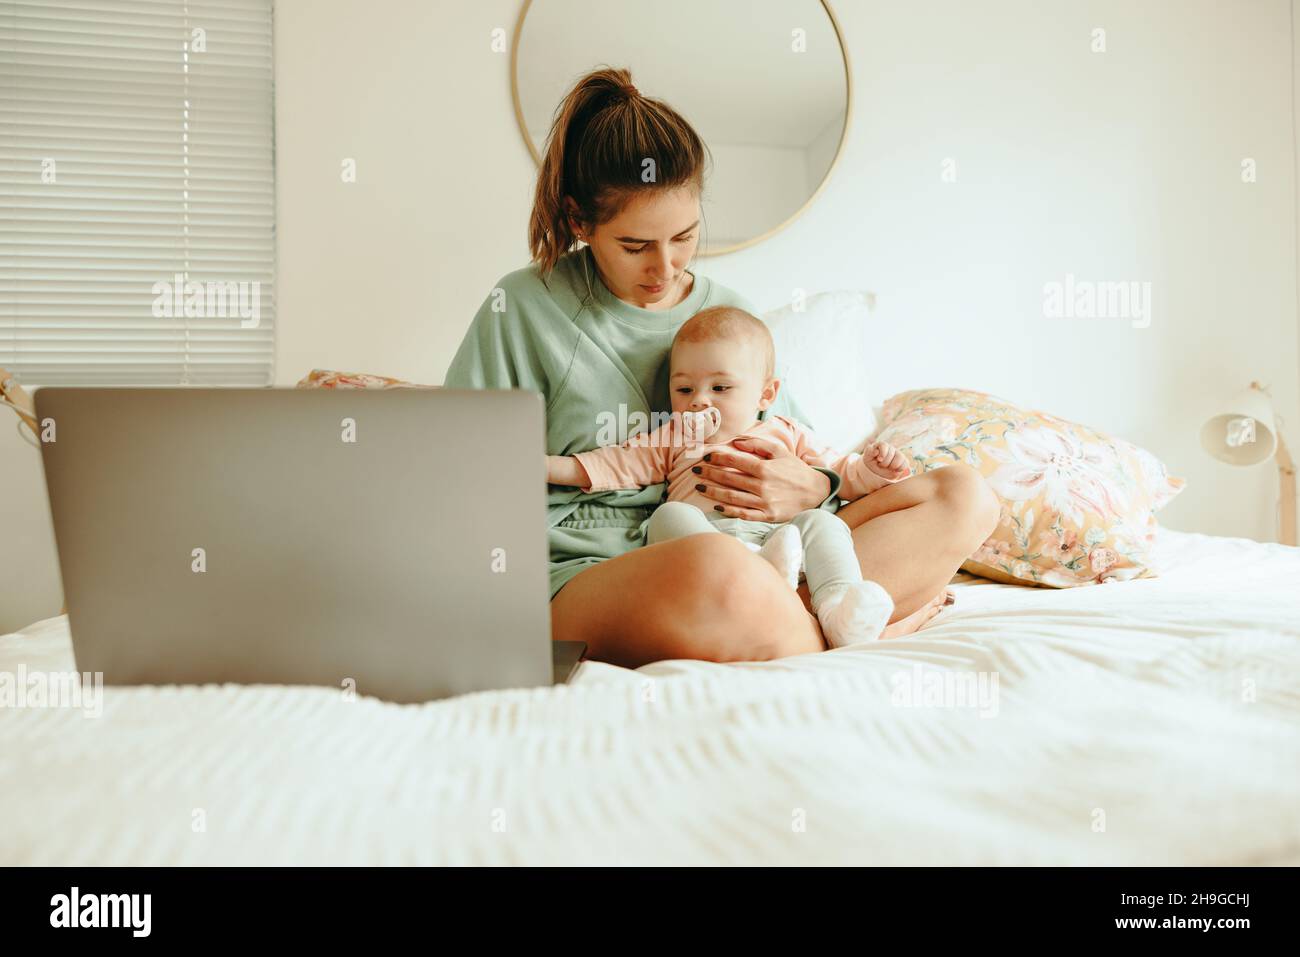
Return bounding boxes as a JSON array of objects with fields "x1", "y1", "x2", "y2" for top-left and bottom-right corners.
[
  {"x1": 875, "y1": 388, "x2": 1185, "y2": 587},
  {"x1": 295, "y1": 369, "x2": 435, "y2": 390}
]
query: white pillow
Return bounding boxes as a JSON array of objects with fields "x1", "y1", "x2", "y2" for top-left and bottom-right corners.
[{"x1": 761, "y1": 290, "x2": 879, "y2": 454}]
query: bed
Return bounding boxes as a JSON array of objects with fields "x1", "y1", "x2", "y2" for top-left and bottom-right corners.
[{"x1": 2, "y1": 525, "x2": 1297, "y2": 866}]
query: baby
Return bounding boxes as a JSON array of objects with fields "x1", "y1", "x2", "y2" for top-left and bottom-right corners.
[{"x1": 545, "y1": 306, "x2": 912, "y2": 648}]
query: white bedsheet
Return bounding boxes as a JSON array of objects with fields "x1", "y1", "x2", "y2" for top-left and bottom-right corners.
[{"x1": 2, "y1": 528, "x2": 1298, "y2": 865}]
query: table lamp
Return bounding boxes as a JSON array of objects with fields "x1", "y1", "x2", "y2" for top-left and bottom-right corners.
[{"x1": 1200, "y1": 381, "x2": 1296, "y2": 546}]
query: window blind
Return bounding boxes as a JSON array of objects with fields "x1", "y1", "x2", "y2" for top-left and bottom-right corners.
[{"x1": 0, "y1": 0, "x2": 275, "y2": 386}]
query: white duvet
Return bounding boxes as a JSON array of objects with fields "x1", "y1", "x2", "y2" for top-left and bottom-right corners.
[{"x1": 2, "y1": 527, "x2": 1298, "y2": 865}]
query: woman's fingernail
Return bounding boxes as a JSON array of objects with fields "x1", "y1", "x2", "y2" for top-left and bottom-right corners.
[
  {"x1": 695, "y1": 483, "x2": 706, "y2": 492},
  {"x1": 714, "y1": 505, "x2": 723, "y2": 512},
  {"x1": 691, "y1": 466, "x2": 701, "y2": 474},
  {"x1": 703, "y1": 454, "x2": 711, "y2": 462}
]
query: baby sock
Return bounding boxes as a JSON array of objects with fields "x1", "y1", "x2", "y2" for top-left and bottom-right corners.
[
  {"x1": 757, "y1": 524, "x2": 803, "y2": 590},
  {"x1": 814, "y1": 581, "x2": 894, "y2": 648},
  {"x1": 788, "y1": 509, "x2": 894, "y2": 647}
]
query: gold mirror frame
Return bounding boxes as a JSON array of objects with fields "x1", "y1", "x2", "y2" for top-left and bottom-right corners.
[{"x1": 509, "y1": 0, "x2": 852, "y2": 258}]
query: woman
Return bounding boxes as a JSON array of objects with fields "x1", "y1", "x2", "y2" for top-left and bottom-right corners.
[{"x1": 446, "y1": 68, "x2": 999, "y2": 668}]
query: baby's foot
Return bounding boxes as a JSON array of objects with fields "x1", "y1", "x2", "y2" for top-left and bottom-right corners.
[
  {"x1": 757, "y1": 524, "x2": 803, "y2": 590},
  {"x1": 880, "y1": 589, "x2": 953, "y2": 639},
  {"x1": 816, "y1": 580, "x2": 894, "y2": 648}
]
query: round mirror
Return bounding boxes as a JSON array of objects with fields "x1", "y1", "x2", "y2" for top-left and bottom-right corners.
[{"x1": 511, "y1": 0, "x2": 851, "y2": 256}]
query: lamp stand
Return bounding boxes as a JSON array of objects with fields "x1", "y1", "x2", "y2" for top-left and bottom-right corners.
[
  {"x1": 0, "y1": 368, "x2": 38, "y2": 439},
  {"x1": 1279, "y1": 431, "x2": 1297, "y2": 547}
]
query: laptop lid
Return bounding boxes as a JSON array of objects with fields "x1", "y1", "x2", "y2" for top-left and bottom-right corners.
[{"x1": 35, "y1": 387, "x2": 553, "y2": 703}]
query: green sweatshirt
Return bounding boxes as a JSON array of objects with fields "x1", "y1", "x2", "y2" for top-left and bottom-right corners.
[{"x1": 443, "y1": 245, "x2": 842, "y2": 598}]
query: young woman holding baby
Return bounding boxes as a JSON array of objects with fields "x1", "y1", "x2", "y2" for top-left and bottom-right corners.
[{"x1": 445, "y1": 68, "x2": 999, "y2": 668}]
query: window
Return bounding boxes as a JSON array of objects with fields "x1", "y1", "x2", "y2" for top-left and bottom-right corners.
[{"x1": 1, "y1": 0, "x2": 275, "y2": 385}]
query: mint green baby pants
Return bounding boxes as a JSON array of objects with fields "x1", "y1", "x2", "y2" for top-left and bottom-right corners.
[{"x1": 644, "y1": 500, "x2": 862, "y2": 604}]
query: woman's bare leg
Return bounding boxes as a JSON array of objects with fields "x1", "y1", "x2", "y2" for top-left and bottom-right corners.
[
  {"x1": 551, "y1": 532, "x2": 824, "y2": 668},
  {"x1": 553, "y1": 466, "x2": 996, "y2": 664},
  {"x1": 831, "y1": 464, "x2": 999, "y2": 634},
  {"x1": 795, "y1": 465, "x2": 998, "y2": 635}
]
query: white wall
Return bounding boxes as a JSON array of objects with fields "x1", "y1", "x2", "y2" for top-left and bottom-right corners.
[
  {"x1": 273, "y1": 0, "x2": 1300, "y2": 540},
  {"x1": 2, "y1": 0, "x2": 1297, "y2": 632}
]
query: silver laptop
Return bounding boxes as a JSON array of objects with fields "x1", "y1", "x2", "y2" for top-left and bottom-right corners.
[{"x1": 35, "y1": 387, "x2": 584, "y2": 703}]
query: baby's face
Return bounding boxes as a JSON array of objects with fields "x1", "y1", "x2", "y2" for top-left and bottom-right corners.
[{"x1": 669, "y1": 338, "x2": 777, "y2": 443}]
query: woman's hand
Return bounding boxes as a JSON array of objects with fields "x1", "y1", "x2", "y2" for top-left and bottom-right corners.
[{"x1": 691, "y1": 434, "x2": 831, "y2": 522}]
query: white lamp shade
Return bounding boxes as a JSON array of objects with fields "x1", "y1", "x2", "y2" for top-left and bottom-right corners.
[{"x1": 1200, "y1": 386, "x2": 1278, "y2": 466}]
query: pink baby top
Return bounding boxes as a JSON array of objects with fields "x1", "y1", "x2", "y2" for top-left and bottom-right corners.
[{"x1": 573, "y1": 413, "x2": 891, "y2": 512}]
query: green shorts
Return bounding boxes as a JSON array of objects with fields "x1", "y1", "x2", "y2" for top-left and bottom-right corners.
[
  {"x1": 548, "y1": 503, "x2": 655, "y2": 599},
  {"x1": 547, "y1": 504, "x2": 782, "y2": 599}
]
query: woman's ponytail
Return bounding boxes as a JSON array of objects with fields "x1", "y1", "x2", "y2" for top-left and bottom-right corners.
[{"x1": 528, "y1": 66, "x2": 708, "y2": 278}]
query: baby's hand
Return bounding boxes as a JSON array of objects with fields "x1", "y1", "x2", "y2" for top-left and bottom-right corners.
[{"x1": 864, "y1": 440, "x2": 911, "y2": 481}]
